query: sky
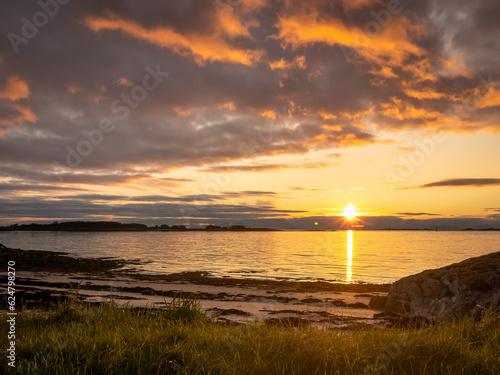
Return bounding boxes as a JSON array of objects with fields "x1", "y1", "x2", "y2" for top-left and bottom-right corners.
[{"x1": 0, "y1": 0, "x2": 499, "y2": 229}]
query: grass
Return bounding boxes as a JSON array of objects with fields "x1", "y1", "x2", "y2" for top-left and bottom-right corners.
[{"x1": 1, "y1": 297, "x2": 499, "y2": 374}]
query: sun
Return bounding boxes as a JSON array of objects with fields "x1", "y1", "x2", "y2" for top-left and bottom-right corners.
[{"x1": 342, "y1": 204, "x2": 358, "y2": 220}]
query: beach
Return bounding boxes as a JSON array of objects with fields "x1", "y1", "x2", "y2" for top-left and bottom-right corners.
[
  {"x1": 2, "y1": 245, "x2": 500, "y2": 374},
  {"x1": 1, "y1": 244, "x2": 391, "y2": 327}
]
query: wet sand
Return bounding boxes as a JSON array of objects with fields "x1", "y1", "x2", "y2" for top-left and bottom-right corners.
[{"x1": 0, "y1": 245, "x2": 392, "y2": 327}]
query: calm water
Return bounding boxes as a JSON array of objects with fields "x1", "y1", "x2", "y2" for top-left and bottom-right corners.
[{"x1": 1, "y1": 231, "x2": 499, "y2": 284}]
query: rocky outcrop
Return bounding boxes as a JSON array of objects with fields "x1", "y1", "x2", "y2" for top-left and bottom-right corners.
[{"x1": 369, "y1": 251, "x2": 500, "y2": 320}]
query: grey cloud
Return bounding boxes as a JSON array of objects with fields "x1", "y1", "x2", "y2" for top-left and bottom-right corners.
[
  {"x1": 220, "y1": 191, "x2": 278, "y2": 197},
  {"x1": 0, "y1": 197, "x2": 306, "y2": 222},
  {"x1": 28, "y1": 191, "x2": 279, "y2": 203},
  {"x1": 289, "y1": 186, "x2": 337, "y2": 192},
  {"x1": 204, "y1": 161, "x2": 334, "y2": 173},
  {"x1": 0, "y1": 165, "x2": 150, "y2": 185},
  {"x1": 0, "y1": 0, "x2": 499, "y2": 223},
  {"x1": 3, "y1": 0, "x2": 495, "y2": 177},
  {"x1": 409, "y1": 178, "x2": 500, "y2": 189},
  {"x1": 395, "y1": 212, "x2": 440, "y2": 216},
  {"x1": 0, "y1": 183, "x2": 86, "y2": 192}
]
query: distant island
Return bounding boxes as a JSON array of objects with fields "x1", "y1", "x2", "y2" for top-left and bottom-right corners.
[
  {"x1": 1, "y1": 221, "x2": 499, "y2": 232},
  {"x1": 381, "y1": 227, "x2": 500, "y2": 231},
  {"x1": 461, "y1": 227, "x2": 500, "y2": 231},
  {"x1": 0, "y1": 221, "x2": 280, "y2": 232}
]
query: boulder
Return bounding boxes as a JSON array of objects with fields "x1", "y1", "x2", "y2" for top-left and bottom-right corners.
[{"x1": 369, "y1": 251, "x2": 500, "y2": 320}]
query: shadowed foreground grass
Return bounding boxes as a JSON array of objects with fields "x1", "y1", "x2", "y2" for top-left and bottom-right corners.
[{"x1": 1, "y1": 297, "x2": 499, "y2": 374}]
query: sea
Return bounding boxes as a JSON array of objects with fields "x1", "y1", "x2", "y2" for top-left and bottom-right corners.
[{"x1": 1, "y1": 230, "x2": 498, "y2": 284}]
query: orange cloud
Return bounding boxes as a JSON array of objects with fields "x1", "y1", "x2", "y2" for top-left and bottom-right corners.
[
  {"x1": 0, "y1": 76, "x2": 30, "y2": 101},
  {"x1": 113, "y1": 77, "x2": 134, "y2": 87},
  {"x1": 319, "y1": 112, "x2": 337, "y2": 120},
  {"x1": 479, "y1": 88, "x2": 500, "y2": 109},
  {"x1": 0, "y1": 76, "x2": 35, "y2": 134},
  {"x1": 67, "y1": 84, "x2": 82, "y2": 94},
  {"x1": 321, "y1": 124, "x2": 342, "y2": 131},
  {"x1": 259, "y1": 109, "x2": 277, "y2": 119},
  {"x1": 67, "y1": 84, "x2": 108, "y2": 104},
  {"x1": 0, "y1": 103, "x2": 37, "y2": 127},
  {"x1": 437, "y1": 56, "x2": 473, "y2": 78},
  {"x1": 380, "y1": 97, "x2": 443, "y2": 124},
  {"x1": 218, "y1": 102, "x2": 236, "y2": 111},
  {"x1": 217, "y1": 10, "x2": 254, "y2": 38},
  {"x1": 83, "y1": 14, "x2": 265, "y2": 67},
  {"x1": 404, "y1": 87, "x2": 446, "y2": 100},
  {"x1": 275, "y1": 12, "x2": 425, "y2": 74},
  {"x1": 173, "y1": 107, "x2": 192, "y2": 117},
  {"x1": 269, "y1": 55, "x2": 307, "y2": 70}
]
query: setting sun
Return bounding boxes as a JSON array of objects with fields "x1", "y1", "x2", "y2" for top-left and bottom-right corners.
[{"x1": 342, "y1": 204, "x2": 358, "y2": 220}]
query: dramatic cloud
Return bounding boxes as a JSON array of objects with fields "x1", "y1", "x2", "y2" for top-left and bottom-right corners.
[
  {"x1": 0, "y1": 183, "x2": 86, "y2": 193},
  {"x1": 0, "y1": 197, "x2": 306, "y2": 223},
  {"x1": 275, "y1": 9, "x2": 425, "y2": 74},
  {"x1": 82, "y1": 1, "x2": 267, "y2": 68},
  {"x1": 0, "y1": 0, "x2": 499, "y2": 225}
]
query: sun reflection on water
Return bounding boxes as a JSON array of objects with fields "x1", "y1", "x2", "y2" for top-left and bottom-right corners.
[{"x1": 347, "y1": 230, "x2": 353, "y2": 282}]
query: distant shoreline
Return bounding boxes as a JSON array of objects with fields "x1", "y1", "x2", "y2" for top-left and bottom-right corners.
[
  {"x1": 1, "y1": 227, "x2": 499, "y2": 232},
  {"x1": 0, "y1": 228, "x2": 282, "y2": 232},
  {"x1": 0, "y1": 221, "x2": 281, "y2": 232}
]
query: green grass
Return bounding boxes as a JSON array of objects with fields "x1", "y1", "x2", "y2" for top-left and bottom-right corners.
[{"x1": 1, "y1": 297, "x2": 499, "y2": 374}]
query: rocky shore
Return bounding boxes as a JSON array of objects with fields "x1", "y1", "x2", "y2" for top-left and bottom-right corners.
[
  {"x1": 370, "y1": 251, "x2": 500, "y2": 320},
  {"x1": 0, "y1": 243, "x2": 389, "y2": 327},
  {"x1": 4, "y1": 242, "x2": 499, "y2": 326}
]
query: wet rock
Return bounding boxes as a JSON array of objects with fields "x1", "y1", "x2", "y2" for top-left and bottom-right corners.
[
  {"x1": 370, "y1": 251, "x2": 500, "y2": 320},
  {"x1": 331, "y1": 299, "x2": 348, "y2": 307},
  {"x1": 368, "y1": 295, "x2": 387, "y2": 310},
  {"x1": 348, "y1": 302, "x2": 369, "y2": 309},
  {"x1": 300, "y1": 297, "x2": 322, "y2": 304}
]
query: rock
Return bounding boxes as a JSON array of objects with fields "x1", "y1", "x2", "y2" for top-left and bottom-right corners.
[
  {"x1": 368, "y1": 295, "x2": 387, "y2": 310},
  {"x1": 370, "y1": 251, "x2": 500, "y2": 320},
  {"x1": 348, "y1": 302, "x2": 369, "y2": 309}
]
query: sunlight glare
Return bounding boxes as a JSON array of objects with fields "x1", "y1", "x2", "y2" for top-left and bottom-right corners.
[
  {"x1": 342, "y1": 204, "x2": 357, "y2": 220},
  {"x1": 346, "y1": 230, "x2": 353, "y2": 282}
]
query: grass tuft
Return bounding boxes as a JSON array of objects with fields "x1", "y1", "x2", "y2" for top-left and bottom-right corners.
[{"x1": 1, "y1": 298, "x2": 499, "y2": 374}]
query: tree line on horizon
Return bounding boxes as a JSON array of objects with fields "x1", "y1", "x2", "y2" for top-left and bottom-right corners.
[{"x1": 0, "y1": 221, "x2": 273, "y2": 231}]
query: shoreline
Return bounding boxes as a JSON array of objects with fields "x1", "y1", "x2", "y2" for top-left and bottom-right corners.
[
  {"x1": 0, "y1": 245, "x2": 392, "y2": 327},
  {"x1": 2, "y1": 247, "x2": 499, "y2": 373}
]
